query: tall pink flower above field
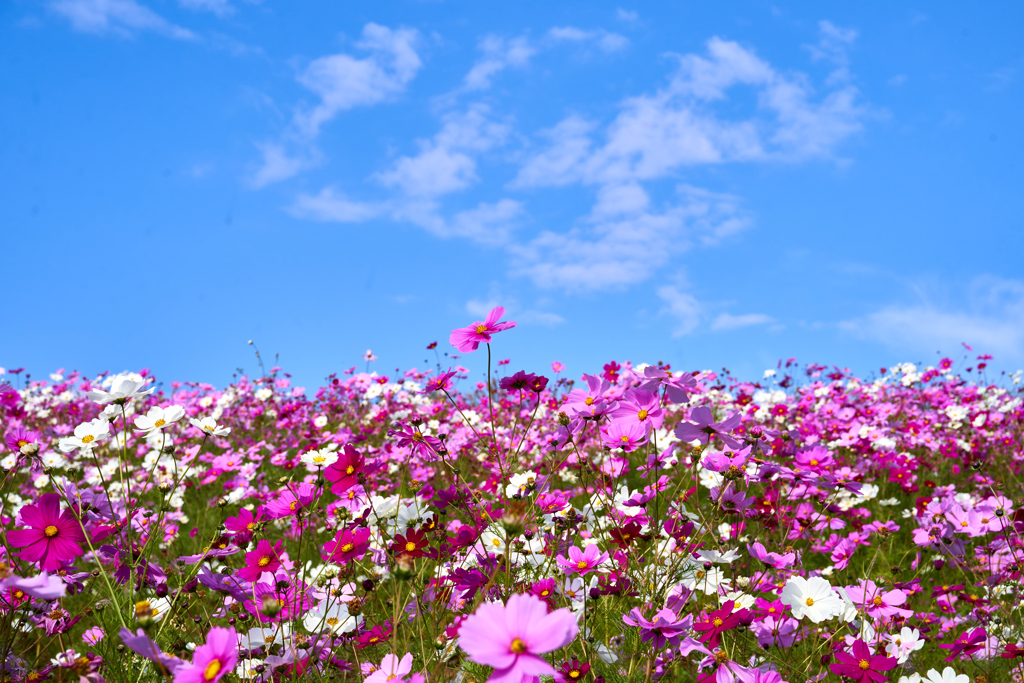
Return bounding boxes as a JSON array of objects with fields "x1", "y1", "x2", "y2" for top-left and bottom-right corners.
[
  {"x1": 8, "y1": 493, "x2": 86, "y2": 571},
  {"x1": 173, "y1": 626, "x2": 237, "y2": 683},
  {"x1": 449, "y1": 306, "x2": 516, "y2": 353},
  {"x1": 459, "y1": 593, "x2": 578, "y2": 683},
  {"x1": 556, "y1": 545, "x2": 609, "y2": 575}
]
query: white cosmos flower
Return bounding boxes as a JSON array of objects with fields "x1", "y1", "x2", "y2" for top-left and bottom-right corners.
[
  {"x1": 85, "y1": 377, "x2": 153, "y2": 405},
  {"x1": 300, "y1": 448, "x2": 338, "y2": 468},
  {"x1": 134, "y1": 405, "x2": 185, "y2": 433},
  {"x1": 921, "y1": 668, "x2": 968, "y2": 683},
  {"x1": 886, "y1": 627, "x2": 925, "y2": 664},
  {"x1": 697, "y1": 547, "x2": 740, "y2": 564},
  {"x1": 780, "y1": 576, "x2": 844, "y2": 623},
  {"x1": 59, "y1": 419, "x2": 109, "y2": 453},
  {"x1": 190, "y1": 417, "x2": 230, "y2": 437},
  {"x1": 238, "y1": 623, "x2": 291, "y2": 651},
  {"x1": 313, "y1": 415, "x2": 328, "y2": 429},
  {"x1": 302, "y1": 600, "x2": 361, "y2": 634}
]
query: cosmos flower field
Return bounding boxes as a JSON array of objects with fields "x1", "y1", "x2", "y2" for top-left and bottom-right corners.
[{"x1": 2, "y1": 307, "x2": 1023, "y2": 683}]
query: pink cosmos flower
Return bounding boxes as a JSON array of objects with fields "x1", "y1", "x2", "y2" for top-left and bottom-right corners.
[
  {"x1": 237, "y1": 539, "x2": 283, "y2": 582},
  {"x1": 564, "y1": 373, "x2": 613, "y2": 418},
  {"x1": 449, "y1": 306, "x2": 517, "y2": 353},
  {"x1": 458, "y1": 593, "x2": 578, "y2": 683},
  {"x1": 324, "y1": 445, "x2": 367, "y2": 495},
  {"x1": 939, "y1": 627, "x2": 987, "y2": 661},
  {"x1": 843, "y1": 580, "x2": 913, "y2": 620},
  {"x1": 622, "y1": 607, "x2": 689, "y2": 649},
  {"x1": 364, "y1": 653, "x2": 413, "y2": 683},
  {"x1": 8, "y1": 493, "x2": 86, "y2": 571},
  {"x1": 600, "y1": 420, "x2": 648, "y2": 452},
  {"x1": 829, "y1": 639, "x2": 896, "y2": 683},
  {"x1": 323, "y1": 527, "x2": 371, "y2": 564},
  {"x1": 224, "y1": 507, "x2": 264, "y2": 536},
  {"x1": 264, "y1": 482, "x2": 318, "y2": 519},
  {"x1": 675, "y1": 407, "x2": 741, "y2": 449},
  {"x1": 555, "y1": 545, "x2": 609, "y2": 575},
  {"x1": 611, "y1": 388, "x2": 664, "y2": 431},
  {"x1": 173, "y1": 626, "x2": 237, "y2": 683}
]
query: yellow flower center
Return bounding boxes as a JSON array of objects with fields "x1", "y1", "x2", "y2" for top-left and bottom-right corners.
[
  {"x1": 713, "y1": 618, "x2": 723, "y2": 627},
  {"x1": 346, "y1": 465, "x2": 355, "y2": 474},
  {"x1": 492, "y1": 538, "x2": 502, "y2": 547},
  {"x1": 17, "y1": 440, "x2": 28, "y2": 447},
  {"x1": 620, "y1": 435, "x2": 629, "y2": 442},
  {"x1": 14, "y1": 590, "x2": 24, "y2": 599},
  {"x1": 872, "y1": 596, "x2": 883, "y2": 606},
  {"x1": 570, "y1": 673, "x2": 580, "y2": 680},
  {"x1": 81, "y1": 435, "x2": 95, "y2": 444},
  {"x1": 405, "y1": 542, "x2": 417, "y2": 552},
  {"x1": 585, "y1": 397, "x2": 594, "y2": 406},
  {"x1": 637, "y1": 409, "x2": 648, "y2": 420},
  {"x1": 510, "y1": 638, "x2": 527, "y2": 654},
  {"x1": 475, "y1": 325, "x2": 488, "y2": 334},
  {"x1": 258, "y1": 556, "x2": 271, "y2": 567},
  {"x1": 289, "y1": 501, "x2": 297, "y2": 511},
  {"x1": 810, "y1": 459, "x2": 819, "y2": 466},
  {"x1": 341, "y1": 543, "x2": 355, "y2": 553},
  {"x1": 576, "y1": 560, "x2": 588, "y2": 569},
  {"x1": 326, "y1": 617, "x2": 339, "y2": 626},
  {"x1": 44, "y1": 526, "x2": 58, "y2": 538},
  {"x1": 805, "y1": 598, "x2": 814, "y2": 606},
  {"x1": 247, "y1": 523, "x2": 255, "y2": 531},
  {"x1": 858, "y1": 659, "x2": 870, "y2": 671},
  {"x1": 154, "y1": 419, "x2": 166, "y2": 428},
  {"x1": 204, "y1": 659, "x2": 221, "y2": 681},
  {"x1": 540, "y1": 590, "x2": 549, "y2": 596},
  {"x1": 313, "y1": 456, "x2": 325, "y2": 463}
]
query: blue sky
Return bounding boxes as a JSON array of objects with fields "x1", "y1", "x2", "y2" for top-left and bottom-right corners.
[{"x1": 2, "y1": 0, "x2": 1023, "y2": 390}]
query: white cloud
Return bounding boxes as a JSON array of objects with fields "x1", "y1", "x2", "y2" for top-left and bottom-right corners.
[
  {"x1": 294, "y1": 24, "x2": 421, "y2": 138},
  {"x1": 548, "y1": 26, "x2": 630, "y2": 53},
  {"x1": 250, "y1": 143, "x2": 321, "y2": 188},
  {"x1": 177, "y1": 0, "x2": 232, "y2": 16},
  {"x1": 376, "y1": 105, "x2": 509, "y2": 197},
  {"x1": 509, "y1": 185, "x2": 748, "y2": 292},
  {"x1": 288, "y1": 188, "x2": 387, "y2": 223},
  {"x1": 839, "y1": 276, "x2": 1024, "y2": 359},
  {"x1": 463, "y1": 35, "x2": 536, "y2": 91},
  {"x1": 657, "y1": 286, "x2": 702, "y2": 337},
  {"x1": 49, "y1": 0, "x2": 196, "y2": 39},
  {"x1": 615, "y1": 8, "x2": 640, "y2": 23},
  {"x1": 711, "y1": 312, "x2": 775, "y2": 331},
  {"x1": 805, "y1": 20, "x2": 857, "y2": 84},
  {"x1": 513, "y1": 29, "x2": 865, "y2": 189},
  {"x1": 252, "y1": 23, "x2": 421, "y2": 187}
]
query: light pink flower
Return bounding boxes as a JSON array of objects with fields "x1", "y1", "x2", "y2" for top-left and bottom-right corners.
[
  {"x1": 449, "y1": 306, "x2": 517, "y2": 353},
  {"x1": 459, "y1": 593, "x2": 578, "y2": 683}
]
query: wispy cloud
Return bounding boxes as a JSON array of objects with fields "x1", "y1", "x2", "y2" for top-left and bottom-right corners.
[
  {"x1": 509, "y1": 185, "x2": 749, "y2": 291},
  {"x1": 463, "y1": 35, "x2": 536, "y2": 91},
  {"x1": 711, "y1": 312, "x2": 775, "y2": 331},
  {"x1": 839, "y1": 276, "x2": 1024, "y2": 359},
  {"x1": 657, "y1": 286, "x2": 702, "y2": 337},
  {"x1": 177, "y1": 0, "x2": 233, "y2": 16},
  {"x1": 251, "y1": 23, "x2": 422, "y2": 187},
  {"x1": 50, "y1": 0, "x2": 196, "y2": 39},
  {"x1": 547, "y1": 26, "x2": 629, "y2": 53}
]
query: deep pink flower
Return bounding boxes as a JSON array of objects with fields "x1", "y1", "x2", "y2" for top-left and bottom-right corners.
[
  {"x1": 458, "y1": 593, "x2": 578, "y2": 683},
  {"x1": 939, "y1": 627, "x2": 987, "y2": 661},
  {"x1": 829, "y1": 639, "x2": 896, "y2": 682},
  {"x1": 387, "y1": 421, "x2": 443, "y2": 460},
  {"x1": 636, "y1": 366, "x2": 697, "y2": 404},
  {"x1": 8, "y1": 493, "x2": 86, "y2": 571},
  {"x1": 449, "y1": 306, "x2": 517, "y2": 353},
  {"x1": 173, "y1": 626, "x2": 237, "y2": 683},
  {"x1": 237, "y1": 539, "x2": 283, "y2": 582},
  {"x1": 323, "y1": 527, "x2": 371, "y2": 564},
  {"x1": 564, "y1": 373, "x2": 613, "y2": 418},
  {"x1": 425, "y1": 369, "x2": 458, "y2": 393},
  {"x1": 224, "y1": 507, "x2": 264, "y2": 536},
  {"x1": 324, "y1": 445, "x2": 367, "y2": 495},
  {"x1": 555, "y1": 545, "x2": 609, "y2": 575},
  {"x1": 5, "y1": 426, "x2": 41, "y2": 455},
  {"x1": 692, "y1": 601, "x2": 751, "y2": 648},
  {"x1": 264, "y1": 482, "x2": 318, "y2": 519}
]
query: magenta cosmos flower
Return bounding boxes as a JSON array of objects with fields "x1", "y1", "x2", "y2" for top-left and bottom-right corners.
[
  {"x1": 449, "y1": 306, "x2": 517, "y2": 353},
  {"x1": 829, "y1": 639, "x2": 897, "y2": 683},
  {"x1": 237, "y1": 539, "x2": 283, "y2": 582},
  {"x1": 173, "y1": 626, "x2": 237, "y2": 683},
  {"x1": 8, "y1": 493, "x2": 86, "y2": 571},
  {"x1": 459, "y1": 593, "x2": 578, "y2": 683},
  {"x1": 324, "y1": 445, "x2": 367, "y2": 495},
  {"x1": 622, "y1": 607, "x2": 689, "y2": 649},
  {"x1": 556, "y1": 545, "x2": 609, "y2": 576},
  {"x1": 323, "y1": 527, "x2": 371, "y2": 564}
]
